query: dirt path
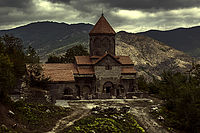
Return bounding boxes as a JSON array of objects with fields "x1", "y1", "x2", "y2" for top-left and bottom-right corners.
[
  {"x1": 48, "y1": 98, "x2": 169, "y2": 133},
  {"x1": 47, "y1": 108, "x2": 90, "y2": 133},
  {"x1": 123, "y1": 99, "x2": 169, "y2": 133},
  {"x1": 129, "y1": 107, "x2": 168, "y2": 133}
]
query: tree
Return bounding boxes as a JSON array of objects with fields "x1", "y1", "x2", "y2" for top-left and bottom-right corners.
[
  {"x1": 62, "y1": 45, "x2": 89, "y2": 63},
  {"x1": 0, "y1": 34, "x2": 26, "y2": 100},
  {"x1": 139, "y1": 65, "x2": 200, "y2": 132},
  {"x1": 0, "y1": 53, "x2": 15, "y2": 100},
  {"x1": 46, "y1": 54, "x2": 62, "y2": 63},
  {"x1": 26, "y1": 64, "x2": 49, "y2": 88},
  {"x1": 25, "y1": 46, "x2": 40, "y2": 64},
  {"x1": 1, "y1": 34, "x2": 26, "y2": 80},
  {"x1": 0, "y1": 34, "x2": 48, "y2": 101},
  {"x1": 150, "y1": 70, "x2": 200, "y2": 132},
  {"x1": 46, "y1": 45, "x2": 89, "y2": 63}
]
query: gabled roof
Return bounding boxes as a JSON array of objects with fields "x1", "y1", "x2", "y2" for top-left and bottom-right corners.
[
  {"x1": 77, "y1": 66, "x2": 94, "y2": 75},
  {"x1": 75, "y1": 56, "x2": 92, "y2": 65},
  {"x1": 94, "y1": 53, "x2": 121, "y2": 65},
  {"x1": 75, "y1": 54, "x2": 134, "y2": 66},
  {"x1": 89, "y1": 14, "x2": 116, "y2": 35}
]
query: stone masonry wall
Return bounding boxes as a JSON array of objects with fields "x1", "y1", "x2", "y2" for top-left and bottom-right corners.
[
  {"x1": 94, "y1": 66, "x2": 121, "y2": 94},
  {"x1": 94, "y1": 66, "x2": 121, "y2": 80},
  {"x1": 48, "y1": 83, "x2": 76, "y2": 99},
  {"x1": 90, "y1": 35, "x2": 115, "y2": 56}
]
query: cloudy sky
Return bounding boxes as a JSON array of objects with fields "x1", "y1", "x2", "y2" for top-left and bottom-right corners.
[{"x1": 1, "y1": 0, "x2": 200, "y2": 32}]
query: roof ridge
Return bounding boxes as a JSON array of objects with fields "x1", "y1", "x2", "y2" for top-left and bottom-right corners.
[{"x1": 94, "y1": 53, "x2": 121, "y2": 65}]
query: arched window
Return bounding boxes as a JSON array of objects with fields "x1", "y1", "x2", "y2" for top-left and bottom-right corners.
[
  {"x1": 102, "y1": 37, "x2": 110, "y2": 49},
  {"x1": 105, "y1": 65, "x2": 112, "y2": 70},
  {"x1": 82, "y1": 85, "x2": 91, "y2": 95},
  {"x1": 94, "y1": 38, "x2": 101, "y2": 48}
]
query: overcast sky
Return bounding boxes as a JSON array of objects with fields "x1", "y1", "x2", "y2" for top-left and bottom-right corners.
[{"x1": 1, "y1": 0, "x2": 200, "y2": 32}]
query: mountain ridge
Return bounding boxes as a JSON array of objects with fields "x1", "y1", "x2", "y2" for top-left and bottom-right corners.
[
  {"x1": 0, "y1": 21, "x2": 93, "y2": 60},
  {"x1": 137, "y1": 26, "x2": 200, "y2": 57},
  {"x1": 0, "y1": 21, "x2": 198, "y2": 80}
]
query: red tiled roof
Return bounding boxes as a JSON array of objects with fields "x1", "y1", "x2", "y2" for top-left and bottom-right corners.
[
  {"x1": 89, "y1": 15, "x2": 116, "y2": 35},
  {"x1": 118, "y1": 56, "x2": 134, "y2": 65},
  {"x1": 42, "y1": 64, "x2": 78, "y2": 82},
  {"x1": 77, "y1": 66, "x2": 94, "y2": 75},
  {"x1": 75, "y1": 56, "x2": 92, "y2": 65},
  {"x1": 90, "y1": 56, "x2": 101, "y2": 59},
  {"x1": 121, "y1": 67, "x2": 136, "y2": 74}
]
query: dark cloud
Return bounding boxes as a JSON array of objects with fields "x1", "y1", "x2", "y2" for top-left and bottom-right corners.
[
  {"x1": 0, "y1": 0, "x2": 200, "y2": 32},
  {"x1": 0, "y1": 0, "x2": 80, "y2": 30},
  {"x1": 0, "y1": 0, "x2": 33, "y2": 8},
  {"x1": 47, "y1": 0, "x2": 200, "y2": 11},
  {"x1": 48, "y1": 0, "x2": 70, "y2": 4},
  {"x1": 0, "y1": 0, "x2": 36, "y2": 27}
]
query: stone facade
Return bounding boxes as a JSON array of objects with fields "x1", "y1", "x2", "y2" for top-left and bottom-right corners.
[
  {"x1": 44, "y1": 14, "x2": 137, "y2": 100},
  {"x1": 90, "y1": 34, "x2": 115, "y2": 56}
]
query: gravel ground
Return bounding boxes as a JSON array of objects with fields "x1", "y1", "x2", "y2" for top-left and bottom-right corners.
[{"x1": 49, "y1": 98, "x2": 169, "y2": 133}]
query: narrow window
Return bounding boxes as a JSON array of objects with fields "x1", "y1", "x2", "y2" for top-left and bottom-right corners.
[{"x1": 105, "y1": 65, "x2": 112, "y2": 70}]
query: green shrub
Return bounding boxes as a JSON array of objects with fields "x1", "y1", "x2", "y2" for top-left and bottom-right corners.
[{"x1": 61, "y1": 113, "x2": 145, "y2": 133}]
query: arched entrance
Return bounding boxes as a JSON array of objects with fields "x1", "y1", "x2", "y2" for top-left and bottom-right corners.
[
  {"x1": 103, "y1": 81, "x2": 115, "y2": 96},
  {"x1": 82, "y1": 85, "x2": 91, "y2": 99},
  {"x1": 64, "y1": 87, "x2": 73, "y2": 95},
  {"x1": 63, "y1": 87, "x2": 74, "y2": 100}
]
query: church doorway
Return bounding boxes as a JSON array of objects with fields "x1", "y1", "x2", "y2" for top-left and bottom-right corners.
[
  {"x1": 106, "y1": 87, "x2": 111, "y2": 93},
  {"x1": 103, "y1": 81, "x2": 114, "y2": 96}
]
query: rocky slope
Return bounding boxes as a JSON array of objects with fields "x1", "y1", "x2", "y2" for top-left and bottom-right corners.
[{"x1": 116, "y1": 31, "x2": 194, "y2": 80}]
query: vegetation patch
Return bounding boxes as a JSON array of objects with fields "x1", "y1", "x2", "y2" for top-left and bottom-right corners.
[
  {"x1": 61, "y1": 107, "x2": 145, "y2": 133},
  {"x1": 138, "y1": 64, "x2": 200, "y2": 133},
  {"x1": 10, "y1": 100, "x2": 72, "y2": 132}
]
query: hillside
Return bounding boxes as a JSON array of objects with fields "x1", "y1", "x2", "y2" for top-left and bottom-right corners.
[
  {"x1": 116, "y1": 31, "x2": 193, "y2": 80},
  {"x1": 138, "y1": 27, "x2": 200, "y2": 57},
  {"x1": 0, "y1": 22, "x2": 93, "y2": 60},
  {"x1": 0, "y1": 22, "x2": 197, "y2": 80}
]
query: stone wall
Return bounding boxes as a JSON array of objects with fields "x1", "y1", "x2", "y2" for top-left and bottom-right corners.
[
  {"x1": 94, "y1": 66, "x2": 121, "y2": 79},
  {"x1": 47, "y1": 82, "x2": 76, "y2": 100},
  {"x1": 90, "y1": 34, "x2": 115, "y2": 56},
  {"x1": 74, "y1": 77, "x2": 95, "y2": 99}
]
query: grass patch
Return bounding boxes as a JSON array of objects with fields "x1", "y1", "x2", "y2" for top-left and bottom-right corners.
[
  {"x1": 61, "y1": 110, "x2": 145, "y2": 133},
  {"x1": 11, "y1": 100, "x2": 72, "y2": 132}
]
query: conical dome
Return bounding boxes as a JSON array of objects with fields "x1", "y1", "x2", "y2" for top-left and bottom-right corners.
[{"x1": 89, "y1": 14, "x2": 116, "y2": 35}]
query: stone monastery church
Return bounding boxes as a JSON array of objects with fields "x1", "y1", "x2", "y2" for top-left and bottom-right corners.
[{"x1": 43, "y1": 14, "x2": 137, "y2": 99}]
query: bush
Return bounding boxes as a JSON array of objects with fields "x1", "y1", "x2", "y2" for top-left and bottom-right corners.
[
  {"x1": 142, "y1": 67, "x2": 200, "y2": 132},
  {"x1": 12, "y1": 100, "x2": 71, "y2": 132}
]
